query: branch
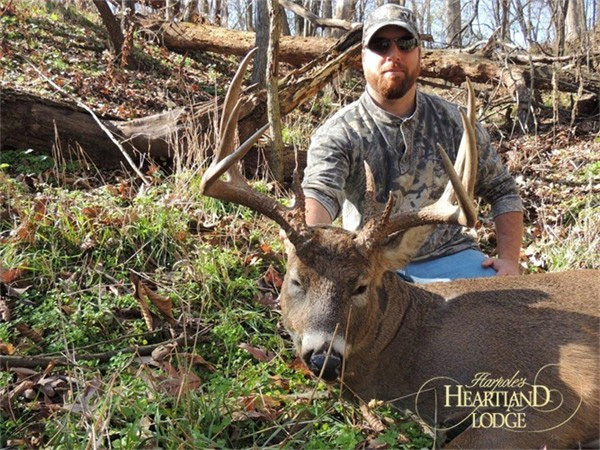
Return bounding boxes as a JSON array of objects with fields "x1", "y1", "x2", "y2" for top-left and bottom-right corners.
[
  {"x1": 0, "y1": 328, "x2": 210, "y2": 369},
  {"x1": 277, "y1": 0, "x2": 359, "y2": 31},
  {"x1": 22, "y1": 56, "x2": 151, "y2": 184}
]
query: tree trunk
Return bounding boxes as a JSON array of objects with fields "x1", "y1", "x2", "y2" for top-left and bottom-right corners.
[
  {"x1": 333, "y1": 0, "x2": 354, "y2": 37},
  {"x1": 322, "y1": 0, "x2": 332, "y2": 37},
  {"x1": 2, "y1": 32, "x2": 364, "y2": 171},
  {"x1": 93, "y1": 0, "x2": 134, "y2": 67},
  {"x1": 549, "y1": 0, "x2": 569, "y2": 55},
  {"x1": 295, "y1": 0, "x2": 304, "y2": 36},
  {"x1": 281, "y1": 5, "x2": 291, "y2": 35},
  {"x1": 565, "y1": 0, "x2": 586, "y2": 49},
  {"x1": 267, "y1": 0, "x2": 285, "y2": 182},
  {"x1": 499, "y1": 0, "x2": 510, "y2": 41},
  {"x1": 146, "y1": 19, "x2": 337, "y2": 67},
  {"x1": 423, "y1": 0, "x2": 432, "y2": 41},
  {"x1": 445, "y1": 0, "x2": 462, "y2": 47},
  {"x1": 246, "y1": 0, "x2": 254, "y2": 31},
  {"x1": 251, "y1": 0, "x2": 269, "y2": 85}
]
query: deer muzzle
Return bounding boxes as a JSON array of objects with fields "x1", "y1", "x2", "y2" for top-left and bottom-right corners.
[{"x1": 304, "y1": 348, "x2": 343, "y2": 381}]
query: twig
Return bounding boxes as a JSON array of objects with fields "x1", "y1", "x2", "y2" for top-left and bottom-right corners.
[
  {"x1": 0, "y1": 327, "x2": 210, "y2": 370},
  {"x1": 277, "y1": 0, "x2": 359, "y2": 31},
  {"x1": 20, "y1": 55, "x2": 151, "y2": 184}
]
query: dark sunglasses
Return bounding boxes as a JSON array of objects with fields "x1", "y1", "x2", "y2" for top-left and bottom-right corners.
[{"x1": 367, "y1": 37, "x2": 419, "y2": 54}]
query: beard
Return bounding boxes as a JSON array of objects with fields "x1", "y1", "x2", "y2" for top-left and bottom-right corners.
[{"x1": 367, "y1": 65, "x2": 419, "y2": 100}]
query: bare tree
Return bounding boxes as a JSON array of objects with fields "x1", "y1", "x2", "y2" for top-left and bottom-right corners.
[
  {"x1": 322, "y1": 0, "x2": 333, "y2": 36},
  {"x1": 93, "y1": 0, "x2": 135, "y2": 67},
  {"x1": 565, "y1": 0, "x2": 587, "y2": 47},
  {"x1": 182, "y1": 0, "x2": 199, "y2": 21},
  {"x1": 251, "y1": 0, "x2": 269, "y2": 85},
  {"x1": 334, "y1": 0, "x2": 355, "y2": 37},
  {"x1": 281, "y1": 7, "x2": 291, "y2": 35},
  {"x1": 267, "y1": 0, "x2": 285, "y2": 182},
  {"x1": 246, "y1": 0, "x2": 254, "y2": 31},
  {"x1": 499, "y1": 0, "x2": 510, "y2": 41},
  {"x1": 446, "y1": 0, "x2": 462, "y2": 46},
  {"x1": 295, "y1": 0, "x2": 305, "y2": 35},
  {"x1": 549, "y1": 0, "x2": 569, "y2": 55}
]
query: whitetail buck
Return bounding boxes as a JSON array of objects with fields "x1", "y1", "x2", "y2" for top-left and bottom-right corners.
[{"x1": 200, "y1": 50, "x2": 599, "y2": 448}]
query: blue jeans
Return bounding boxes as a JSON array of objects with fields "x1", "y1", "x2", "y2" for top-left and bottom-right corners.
[{"x1": 397, "y1": 249, "x2": 496, "y2": 284}]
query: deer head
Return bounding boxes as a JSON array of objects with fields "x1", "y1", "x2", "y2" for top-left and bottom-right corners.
[{"x1": 200, "y1": 49, "x2": 479, "y2": 381}]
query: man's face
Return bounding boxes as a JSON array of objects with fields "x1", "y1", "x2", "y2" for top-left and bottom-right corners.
[{"x1": 362, "y1": 25, "x2": 421, "y2": 100}]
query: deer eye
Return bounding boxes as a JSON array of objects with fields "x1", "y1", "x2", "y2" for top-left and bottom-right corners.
[
  {"x1": 353, "y1": 285, "x2": 368, "y2": 296},
  {"x1": 291, "y1": 278, "x2": 302, "y2": 288}
]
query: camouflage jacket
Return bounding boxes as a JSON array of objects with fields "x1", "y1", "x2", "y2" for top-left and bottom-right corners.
[{"x1": 302, "y1": 89, "x2": 523, "y2": 261}]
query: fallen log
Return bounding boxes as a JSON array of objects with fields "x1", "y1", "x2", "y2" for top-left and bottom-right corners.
[
  {"x1": 3, "y1": 25, "x2": 597, "y2": 172},
  {"x1": 1, "y1": 30, "x2": 362, "y2": 170},
  {"x1": 147, "y1": 19, "x2": 599, "y2": 96},
  {"x1": 143, "y1": 19, "x2": 338, "y2": 68}
]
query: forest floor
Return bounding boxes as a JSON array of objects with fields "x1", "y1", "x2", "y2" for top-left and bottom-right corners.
[{"x1": 1, "y1": 1, "x2": 599, "y2": 448}]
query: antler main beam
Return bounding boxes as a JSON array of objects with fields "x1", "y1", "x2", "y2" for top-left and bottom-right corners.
[{"x1": 199, "y1": 49, "x2": 309, "y2": 245}]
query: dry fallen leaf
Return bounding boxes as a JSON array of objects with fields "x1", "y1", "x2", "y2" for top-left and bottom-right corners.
[
  {"x1": 151, "y1": 343, "x2": 176, "y2": 362},
  {"x1": 142, "y1": 284, "x2": 178, "y2": 327},
  {"x1": 15, "y1": 323, "x2": 43, "y2": 343},
  {"x1": 239, "y1": 343, "x2": 275, "y2": 362},
  {"x1": 0, "y1": 343, "x2": 14, "y2": 355},
  {"x1": 289, "y1": 356, "x2": 312, "y2": 376},
  {"x1": 0, "y1": 297, "x2": 11, "y2": 322},
  {"x1": 178, "y1": 352, "x2": 216, "y2": 372},
  {"x1": 0, "y1": 267, "x2": 24, "y2": 284},
  {"x1": 130, "y1": 273, "x2": 177, "y2": 329},
  {"x1": 157, "y1": 362, "x2": 202, "y2": 397},
  {"x1": 263, "y1": 265, "x2": 283, "y2": 290},
  {"x1": 130, "y1": 273, "x2": 155, "y2": 331}
]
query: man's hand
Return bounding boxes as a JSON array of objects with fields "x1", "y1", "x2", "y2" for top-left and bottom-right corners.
[{"x1": 482, "y1": 257, "x2": 521, "y2": 276}]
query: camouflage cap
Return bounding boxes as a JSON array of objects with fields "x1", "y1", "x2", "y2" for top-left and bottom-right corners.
[{"x1": 363, "y1": 4, "x2": 420, "y2": 47}]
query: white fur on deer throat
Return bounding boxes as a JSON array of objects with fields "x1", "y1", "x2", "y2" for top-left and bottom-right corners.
[{"x1": 302, "y1": 331, "x2": 349, "y2": 356}]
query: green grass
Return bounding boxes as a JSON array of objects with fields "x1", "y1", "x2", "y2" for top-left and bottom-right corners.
[
  {"x1": 2, "y1": 1, "x2": 597, "y2": 447},
  {"x1": 2, "y1": 153, "x2": 434, "y2": 447},
  {"x1": 540, "y1": 198, "x2": 600, "y2": 271}
]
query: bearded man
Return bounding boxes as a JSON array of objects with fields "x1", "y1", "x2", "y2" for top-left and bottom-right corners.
[{"x1": 301, "y1": 4, "x2": 524, "y2": 282}]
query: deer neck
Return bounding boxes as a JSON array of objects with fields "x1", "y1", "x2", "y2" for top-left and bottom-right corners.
[{"x1": 357, "y1": 272, "x2": 443, "y2": 359}]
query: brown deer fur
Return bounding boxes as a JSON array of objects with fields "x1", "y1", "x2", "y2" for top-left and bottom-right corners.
[
  {"x1": 280, "y1": 226, "x2": 599, "y2": 448},
  {"x1": 200, "y1": 50, "x2": 599, "y2": 448}
]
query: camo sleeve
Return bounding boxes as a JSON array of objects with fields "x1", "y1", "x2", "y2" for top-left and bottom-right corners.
[
  {"x1": 302, "y1": 115, "x2": 355, "y2": 221},
  {"x1": 473, "y1": 123, "x2": 523, "y2": 218}
]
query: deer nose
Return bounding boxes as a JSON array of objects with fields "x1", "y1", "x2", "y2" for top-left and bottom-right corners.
[{"x1": 306, "y1": 350, "x2": 342, "y2": 381}]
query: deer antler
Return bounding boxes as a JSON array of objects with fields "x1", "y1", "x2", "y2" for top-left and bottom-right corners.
[
  {"x1": 199, "y1": 49, "x2": 310, "y2": 246},
  {"x1": 356, "y1": 79, "x2": 479, "y2": 252}
]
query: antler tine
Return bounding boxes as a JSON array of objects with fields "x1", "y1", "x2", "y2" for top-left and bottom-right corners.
[
  {"x1": 363, "y1": 162, "x2": 386, "y2": 221},
  {"x1": 199, "y1": 49, "x2": 309, "y2": 245},
  {"x1": 440, "y1": 78, "x2": 477, "y2": 205}
]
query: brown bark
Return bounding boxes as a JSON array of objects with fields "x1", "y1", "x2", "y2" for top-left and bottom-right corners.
[
  {"x1": 267, "y1": 0, "x2": 285, "y2": 182},
  {"x1": 93, "y1": 0, "x2": 135, "y2": 67},
  {"x1": 4, "y1": 27, "x2": 597, "y2": 173},
  {"x1": 0, "y1": 88, "x2": 187, "y2": 168},
  {"x1": 145, "y1": 19, "x2": 337, "y2": 67},
  {"x1": 1, "y1": 32, "x2": 363, "y2": 170}
]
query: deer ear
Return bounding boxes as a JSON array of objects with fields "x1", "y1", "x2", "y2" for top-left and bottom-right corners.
[
  {"x1": 379, "y1": 225, "x2": 434, "y2": 271},
  {"x1": 280, "y1": 229, "x2": 296, "y2": 255}
]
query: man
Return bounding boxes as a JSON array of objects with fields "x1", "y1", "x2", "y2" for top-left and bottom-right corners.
[{"x1": 301, "y1": 4, "x2": 523, "y2": 282}]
